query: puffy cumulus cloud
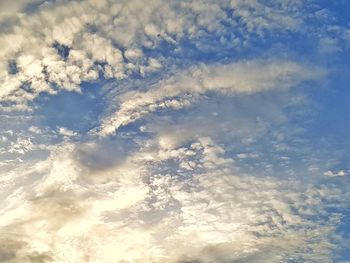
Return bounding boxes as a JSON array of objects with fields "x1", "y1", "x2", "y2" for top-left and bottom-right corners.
[
  {"x1": 57, "y1": 127, "x2": 77, "y2": 138},
  {"x1": 98, "y1": 59, "x2": 324, "y2": 136},
  {"x1": 324, "y1": 170, "x2": 350, "y2": 177},
  {"x1": 0, "y1": 135, "x2": 348, "y2": 263},
  {"x1": 0, "y1": 0, "x2": 315, "y2": 110}
]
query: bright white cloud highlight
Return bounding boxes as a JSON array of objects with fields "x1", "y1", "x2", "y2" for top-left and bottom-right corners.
[{"x1": 0, "y1": 137, "x2": 346, "y2": 263}]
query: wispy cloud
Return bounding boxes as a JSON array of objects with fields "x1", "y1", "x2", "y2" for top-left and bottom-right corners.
[{"x1": 98, "y1": 59, "x2": 324, "y2": 136}]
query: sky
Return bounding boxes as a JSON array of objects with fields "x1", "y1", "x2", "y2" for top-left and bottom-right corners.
[{"x1": 0, "y1": 0, "x2": 350, "y2": 262}]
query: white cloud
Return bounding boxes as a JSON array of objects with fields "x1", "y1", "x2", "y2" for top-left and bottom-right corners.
[
  {"x1": 28, "y1": 126, "x2": 42, "y2": 134},
  {"x1": 0, "y1": 0, "x2": 43, "y2": 23},
  {"x1": 0, "y1": 0, "x2": 313, "y2": 110},
  {"x1": 0, "y1": 1, "x2": 349, "y2": 262},
  {"x1": 324, "y1": 170, "x2": 350, "y2": 177},
  {"x1": 98, "y1": 59, "x2": 324, "y2": 136},
  {"x1": 8, "y1": 137, "x2": 33, "y2": 154},
  {"x1": 57, "y1": 127, "x2": 77, "y2": 137},
  {"x1": 0, "y1": 136, "x2": 348, "y2": 262}
]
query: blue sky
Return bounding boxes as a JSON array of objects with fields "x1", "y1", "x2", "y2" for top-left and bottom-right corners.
[{"x1": 0, "y1": 0, "x2": 350, "y2": 262}]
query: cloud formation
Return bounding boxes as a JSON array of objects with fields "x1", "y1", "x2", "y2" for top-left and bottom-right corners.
[
  {"x1": 1, "y1": 0, "x2": 350, "y2": 262},
  {"x1": 0, "y1": 137, "x2": 348, "y2": 263},
  {"x1": 324, "y1": 170, "x2": 350, "y2": 177},
  {"x1": 98, "y1": 59, "x2": 324, "y2": 136},
  {"x1": 0, "y1": 0, "x2": 329, "y2": 111}
]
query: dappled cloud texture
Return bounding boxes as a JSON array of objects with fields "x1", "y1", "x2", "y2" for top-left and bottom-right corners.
[{"x1": 1, "y1": 0, "x2": 350, "y2": 263}]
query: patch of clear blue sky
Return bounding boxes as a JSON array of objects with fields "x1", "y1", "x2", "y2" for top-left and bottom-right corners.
[
  {"x1": 318, "y1": 0, "x2": 350, "y2": 26},
  {"x1": 33, "y1": 81, "x2": 107, "y2": 133}
]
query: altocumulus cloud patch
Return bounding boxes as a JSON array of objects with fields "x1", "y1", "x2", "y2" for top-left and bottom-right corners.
[{"x1": 1, "y1": 0, "x2": 350, "y2": 263}]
